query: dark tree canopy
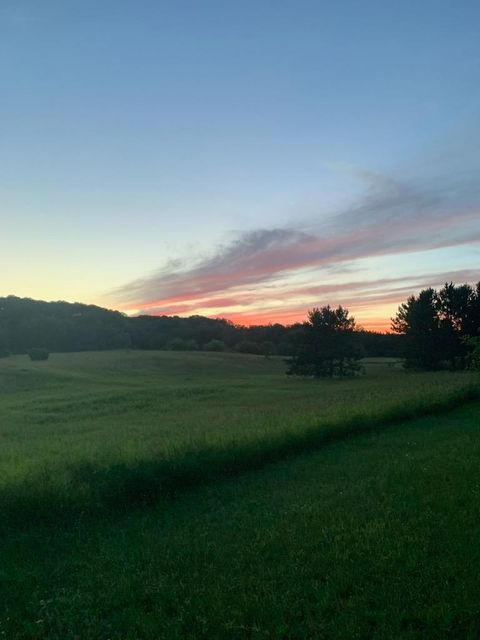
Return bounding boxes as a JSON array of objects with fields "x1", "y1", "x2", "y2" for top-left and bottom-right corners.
[
  {"x1": 0, "y1": 296, "x2": 402, "y2": 359},
  {"x1": 0, "y1": 296, "x2": 131, "y2": 354},
  {"x1": 286, "y1": 305, "x2": 362, "y2": 378},
  {"x1": 392, "y1": 282, "x2": 480, "y2": 370}
]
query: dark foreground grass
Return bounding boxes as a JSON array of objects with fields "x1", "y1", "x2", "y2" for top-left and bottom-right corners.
[
  {"x1": 2, "y1": 380, "x2": 478, "y2": 532},
  {"x1": 2, "y1": 402, "x2": 480, "y2": 639}
]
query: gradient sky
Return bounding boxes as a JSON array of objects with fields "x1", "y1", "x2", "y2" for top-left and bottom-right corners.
[{"x1": 2, "y1": 1, "x2": 480, "y2": 330}]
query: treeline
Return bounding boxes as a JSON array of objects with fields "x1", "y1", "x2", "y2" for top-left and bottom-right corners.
[
  {"x1": 285, "y1": 281, "x2": 480, "y2": 378},
  {"x1": 0, "y1": 296, "x2": 401, "y2": 358}
]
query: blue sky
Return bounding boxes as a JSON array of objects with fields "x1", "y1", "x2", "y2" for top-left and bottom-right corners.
[{"x1": 1, "y1": 1, "x2": 479, "y2": 328}]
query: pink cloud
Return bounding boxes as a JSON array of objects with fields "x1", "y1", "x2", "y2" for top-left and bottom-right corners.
[{"x1": 111, "y1": 172, "x2": 480, "y2": 329}]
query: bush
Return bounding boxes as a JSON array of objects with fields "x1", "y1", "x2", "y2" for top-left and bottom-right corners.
[
  {"x1": 464, "y1": 337, "x2": 480, "y2": 371},
  {"x1": 204, "y1": 339, "x2": 226, "y2": 352},
  {"x1": 167, "y1": 338, "x2": 198, "y2": 351},
  {"x1": 235, "y1": 340, "x2": 262, "y2": 355},
  {"x1": 0, "y1": 348, "x2": 11, "y2": 358},
  {"x1": 28, "y1": 348, "x2": 49, "y2": 361}
]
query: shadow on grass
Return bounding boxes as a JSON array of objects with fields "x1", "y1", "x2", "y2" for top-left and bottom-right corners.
[{"x1": 2, "y1": 383, "x2": 479, "y2": 534}]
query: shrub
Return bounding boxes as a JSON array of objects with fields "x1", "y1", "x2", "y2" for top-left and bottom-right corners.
[
  {"x1": 204, "y1": 339, "x2": 226, "y2": 352},
  {"x1": 28, "y1": 348, "x2": 49, "y2": 361},
  {"x1": 0, "y1": 349, "x2": 11, "y2": 358},
  {"x1": 235, "y1": 340, "x2": 262, "y2": 355},
  {"x1": 167, "y1": 338, "x2": 198, "y2": 351},
  {"x1": 464, "y1": 337, "x2": 480, "y2": 371}
]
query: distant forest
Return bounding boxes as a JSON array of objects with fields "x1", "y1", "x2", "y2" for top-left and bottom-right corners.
[{"x1": 0, "y1": 296, "x2": 401, "y2": 358}]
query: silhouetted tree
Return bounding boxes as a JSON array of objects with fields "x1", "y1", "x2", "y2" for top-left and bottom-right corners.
[
  {"x1": 262, "y1": 341, "x2": 275, "y2": 358},
  {"x1": 392, "y1": 282, "x2": 480, "y2": 370},
  {"x1": 286, "y1": 306, "x2": 361, "y2": 378},
  {"x1": 391, "y1": 289, "x2": 443, "y2": 369}
]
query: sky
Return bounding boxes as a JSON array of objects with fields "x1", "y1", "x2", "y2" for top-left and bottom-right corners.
[{"x1": 1, "y1": 1, "x2": 480, "y2": 331}]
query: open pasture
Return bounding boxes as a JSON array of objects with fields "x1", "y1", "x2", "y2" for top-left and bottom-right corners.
[{"x1": 0, "y1": 350, "x2": 477, "y2": 523}]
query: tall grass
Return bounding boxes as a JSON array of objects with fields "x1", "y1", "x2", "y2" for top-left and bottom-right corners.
[{"x1": 1, "y1": 356, "x2": 477, "y2": 531}]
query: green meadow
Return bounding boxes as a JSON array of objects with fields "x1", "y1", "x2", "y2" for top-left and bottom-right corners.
[{"x1": 1, "y1": 351, "x2": 479, "y2": 638}]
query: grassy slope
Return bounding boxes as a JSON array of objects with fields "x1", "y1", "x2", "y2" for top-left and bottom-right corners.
[
  {"x1": 1, "y1": 402, "x2": 480, "y2": 639},
  {"x1": 0, "y1": 351, "x2": 477, "y2": 523}
]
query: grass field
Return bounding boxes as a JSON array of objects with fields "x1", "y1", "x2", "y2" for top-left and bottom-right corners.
[
  {"x1": 1, "y1": 351, "x2": 479, "y2": 638},
  {"x1": 0, "y1": 351, "x2": 477, "y2": 524}
]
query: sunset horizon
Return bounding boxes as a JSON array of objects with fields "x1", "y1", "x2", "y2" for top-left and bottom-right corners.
[{"x1": 2, "y1": 1, "x2": 479, "y2": 336}]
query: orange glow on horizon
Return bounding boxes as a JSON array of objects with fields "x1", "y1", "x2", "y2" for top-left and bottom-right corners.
[
  {"x1": 118, "y1": 266, "x2": 480, "y2": 336},
  {"x1": 139, "y1": 307, "x2": 393, "y2": 333},
  {"x1": 221, "y1": 314, "x2": 392, "y2": 333}
]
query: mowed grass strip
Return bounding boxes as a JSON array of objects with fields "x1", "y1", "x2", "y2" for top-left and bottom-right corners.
[
  {"x1": 1, "y1": 403, "x2": 480, "y2": 639},
  {"x1": 0, "y1": 351, "x2": 478, "y2": 526}
]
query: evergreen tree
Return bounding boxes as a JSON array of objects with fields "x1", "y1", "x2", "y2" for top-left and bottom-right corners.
[
  {"x1": 286, "y1": 306, "x2": 361, "y2": 378},
  {"x1": 392, "y1": 282, "x2": 480, "y2": 370},
  {"x1": 391, "y1": 288, "x2": 443, "y2": 369}
]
